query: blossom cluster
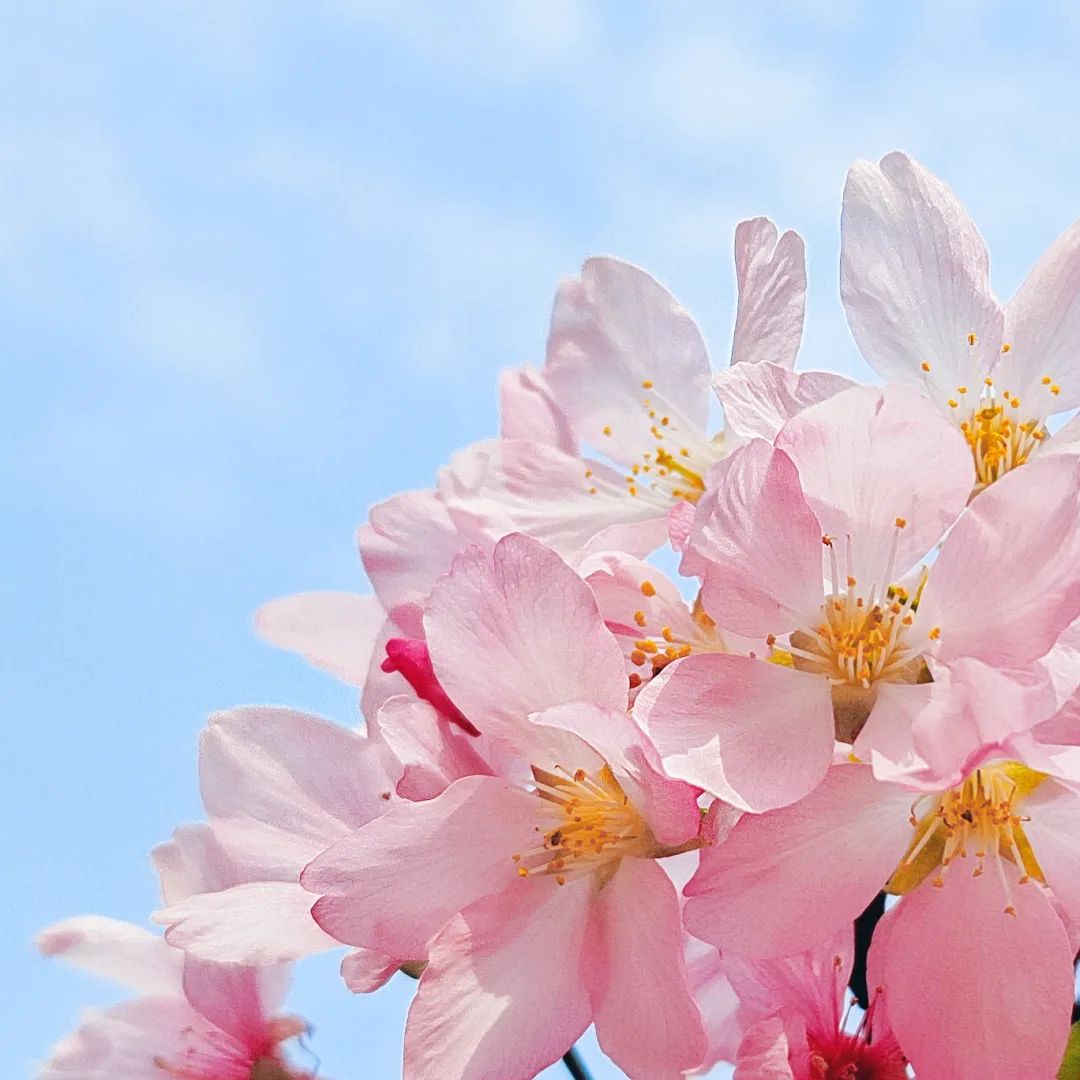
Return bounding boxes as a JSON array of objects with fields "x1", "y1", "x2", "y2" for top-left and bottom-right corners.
[{"x1": 39, "y1": 151, "x2": 1080, "y2": 1080}]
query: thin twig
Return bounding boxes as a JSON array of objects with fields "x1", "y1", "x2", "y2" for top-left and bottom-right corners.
[{"x1": 562, "y1": 1045, "x2": 593, "y2": 1080}]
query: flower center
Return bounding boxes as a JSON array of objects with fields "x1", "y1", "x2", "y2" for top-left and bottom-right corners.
[
  {"x1": 585, "y1": 378, "x2": 720, "y2": 505},
  {"x1": 887, "y1": 762, "x2": 1047, "y2": 914},
  {"x1": 788, "y1": 528, "x2": 925, "y2": 690},
  {"x1": 954, "y1": 385, "x2": 1052, "y2": 491},
  {"x1": 924, "y1": 337, "x2": 1062, "y2": 492},
  {"x1": 513, "y1": 764, "x2": 655, "y2": 887},
  {"x1": 622, "y1": 581, "x2": 723, "y2": 691}
]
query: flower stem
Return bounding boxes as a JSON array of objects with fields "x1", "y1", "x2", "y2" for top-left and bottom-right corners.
[{"x1": 562, "y1": 1045, "x2": 592, "y2": 1080}]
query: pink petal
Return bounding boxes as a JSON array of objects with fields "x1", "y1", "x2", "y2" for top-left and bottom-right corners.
[
  {"x1": 684, "y1": 440, "x2": 823, "y2": 638},
  {"x1": 359, "y1": 488, "x2": 490, "y2": 611},
  {"x1": 870, "y1": 864, "x2": 1074, "y2": 1080},
  {"x1": 157, "y1": 881, "x2": 337, "y2": 964},
  {"x1": 151, "y1": 824, "x2": 247, "y2": 906},
  {"x1": 36, "y1": 916, "x2": 182, "y2": 996},
  {"x1": 404, "y1": 876, "x2": 593, "y2": 1080},
  {"x1": 499, "y1": 363, "x2": 577, "y2": 453},
  {"x1": 438, "y1": 438, "x2": 669, "y2": 561},
  {"x1": 730, "y1": 217, "x2": 806, "y2": 370},
  {"x1": 840, "y1": 150, "x2": 1005, "y2": 400},
  {"x1": 725, "y1": 928, "x2": 852, "y2": 1038},
  {"x1": 340, "y1": 948, "x2": 401, "y2": 994},
  {"x1": 684, "y1": 765, "x2": 913, "y2": 957},
  {"x1": 181, "y1": 957, "x2": 274, "y2": 1047},
  {"x1": 424, "y1": 534, "x2": 628, "y2": 737},
  {"x1": 734, "y1": 1015, "x2": 797, "y2": 1080},
  {"x1": 919, "y1": 453, "x2": 1080, "y2": 668},
  {"x1": 254, "y1": 591, "x2": 385, "y2": 686},
  {"x1": 635, "y1": 654, "x2": 834, "y2": 812},
  {"x1": 199, "y1": 706, "x2": 397, "y2": 876},
  {"x1": 1003, "y1": 217, "x2": 1080, "y2": 412},
  {"x1": 1020, "y1": 778, "x2": 1080, "y2": 928},
  {"x1": 545, "y1": 257, "x2": 712, "y2": 465},
  {"x1": 775, "y1": 383, "x2": 971, "y2": 589},
  {"x1": 303, "y1": 775, "x2": 538, "y2": 959},
  {"x1": 851, "y1": 680, "x2": 931, "y2": 778},
  {"x1": 375, "y1": 695, "x2": 492, "y2": 802},
  {"x1": 589, "y1": 859, "x2": 707, "y2": 1079},
  {"x1": 686, "y1": 945, "x2": 743, "y2": 1070},
  {"x1": 909, "y1": 660, "x2": 1060, "y2": 785},
  {"x1": 40, "y1": 996, "x2": 245, "y2": 1080},
  {"x1": 713, "y1": 360, "x2": 856, "y2": 444},
  {"x1": 533, "y1": 701, "x2": 702, "y2": 847}
]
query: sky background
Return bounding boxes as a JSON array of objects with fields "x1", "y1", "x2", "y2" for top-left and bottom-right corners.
[{"x1": 7, "y1": 2, "x2": 1080, "y2": 1077}]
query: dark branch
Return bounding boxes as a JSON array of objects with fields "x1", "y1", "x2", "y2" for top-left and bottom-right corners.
[
  {"x1": 850, "y1": 890, "x2": 886, "y2": 1009},
  {"x1": 562, "y1": 1045, "x2": 593, "y2": 1080}
]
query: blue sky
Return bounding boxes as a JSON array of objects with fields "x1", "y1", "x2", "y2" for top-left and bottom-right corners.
[{"x1": 7, "y1": 2, "x2": 1080, "y2": 1076}]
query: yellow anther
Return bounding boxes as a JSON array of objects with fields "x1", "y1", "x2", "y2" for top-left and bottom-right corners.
[
  {"x1": 633, "y1": 610, "x2": 647, "y2": 627},
  {"x1": 928, "y1": 626, "x2": 941, "y2": 640},
  {"x1": 968, "y1": 333, "x2": 977, "y2": 346},
  {"x1": 602, "y1": 425, "x2": 612, "y2": 436},
  {"x1": 640, "y1": 580, "x2": 657, "y2": 597},
  {"x1": 957, "y1": 386, "x2": 968, "y2": 394},
  {"x1": 895, "y1": 517, "x2": 907, "y2": 528},
  {"x1": 641, "y1": 380, "x2": 653, "y2": 389},
  {"x1": 948, "y1": 399, "x2": 959, "y2": 408},
  {"x1": 1001, "y1": 343, "x2": 1012, "y2": 353},
  {"x1": 921, "y1": 361, "x2": 931, "y2": 372}
]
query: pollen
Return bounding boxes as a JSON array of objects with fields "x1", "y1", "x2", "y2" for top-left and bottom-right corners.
[
  {"x1": 514, "y1": 764, "x2": 654, "y2": 884},
  {"x1": 789, "y1": 522, "x2": 924, "y2": 690},
  {"x1": 950, "y1": 371, "x2": 1063, "y2": 490},
  {"x1": 889, "y1": 763, "x2": 1047, "y2": 911}
]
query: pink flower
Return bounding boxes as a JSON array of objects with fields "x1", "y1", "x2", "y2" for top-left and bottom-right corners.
[
  {"x1": 154, "y1": 705, "x2": 404, "y2": 973},
  {"x1": 686, "y1": 742, "x2": 1080, "y2": 1079},
  {"x1": 841, "y1": 150, "x2": 1080, "y2": 492},
  {"x1": 579, "y1": 550, "x2": 729, "y2": 696},
  {"x1": 439, "y1": 223, "x2": 853, "y2": 562},
  {"x1": 637, "y1": 382, "x2": 1080, "y2": 811},
  {"x1": 38, "y1": 827, "x2": 314, "y2": 1080},
  {"x1": 301, "y1": 534, "x2": 709, "y2": 1079},
  {"x1": 256, "y1": 486, "x2": 497, "y2": 724},
  {"x1": 727, "y1": 932, "x2": 905, "y2": 1080}
]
